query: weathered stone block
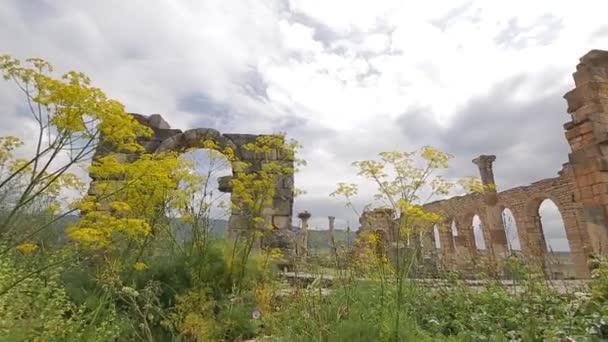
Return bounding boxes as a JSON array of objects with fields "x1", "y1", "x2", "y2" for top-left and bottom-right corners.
[
  {"x1": 271, "y1": 198, "x2": 293, "y2": 216},
  {"x1": 273, "y1": 188, "x2": 293, "y2": 201},
  {"x1": 272, "y1": 215, "x2": 292, "y2": 230},
  {"x1": 488, "y1": 230, "x2": 508, "y2": 245},
  {"x1": 109, "y1": 152, "x2": 140, "y2": 164},
  {"x1": 228, "y1": 215, "x2": 248, "y2": 231},
  {"x1": 153, "y1": 129, "x2": 182, "y2": 142},
  {"x1": 148, "y1": 114, "x2": 171, "y2": 129},
  {"x1": 217, "y1": 175, "x2": 233, "y2": 193}
]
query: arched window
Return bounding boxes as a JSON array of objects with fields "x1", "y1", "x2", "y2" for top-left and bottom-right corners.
[
  {"x1": 174, "y1": 148, "x2": 232, "y2": 240},
  {"x1": 537, "y1": 198, "x2": 573, "y2": 279},
  {"x1": 433, "y1": 224, "x2": 441, "y2": 249},
  {"x1": 538, "y1": 199, "x2": 570, "y2": 253},
  {"x1": 501, "y1": 208, "x2": 521, "y2": 252},
  {"x1": 472, "y1": 214, "x2": 485, "y2": 250}
]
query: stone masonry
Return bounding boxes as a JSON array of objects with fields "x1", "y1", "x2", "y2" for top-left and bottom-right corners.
[
  {"x1": 357, "y1": 49, "x2": 608, "y2": 279},
  {"x1": 88, "y1": 114, "x2": 295, "y2": 250}
]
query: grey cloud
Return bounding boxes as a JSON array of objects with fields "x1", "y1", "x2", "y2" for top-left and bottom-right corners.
[
  {"x1": 274, "y1": 115, "x2": 309, "y2": 134},
  {"x1": 426, "y1": 72, "x2": 570, "y2": 189},
  {"x1": 177, "y1": 93, "x2": 235, "y2": 130},
  {"x1": 356, "y1": 66, "x2": 382, "y2": 83},
  {"x1": 241, "y1": 67, "x2": 269, "y2": 100},
  {"x1": 391, "y1": 72, "x2": 573, "y2": 250},
  {"x1": 430, "y1": 1, "x2": 476, "y2": 32},
  {"x1": 494, "y1": 14, "x2": 563, "y2": 49},
  {"x1": 396, "y1": 106, "x2": 441, "y2": 143},
  {"x1": 286, "y1": 5, "x2": 395, "y2": 61},
  {"x1": 286, "y1": 11, "x2": 341, "y2": 48},
  {"x1": 14, "y1": 0, "x2": 58, "y2": 22},
  {"x1": 590, "y1": 26, "x2": 608, "y2": 41}
]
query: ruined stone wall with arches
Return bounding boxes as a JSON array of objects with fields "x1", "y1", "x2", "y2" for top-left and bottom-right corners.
[
  {"x1": 357, "y1": 50, "x2": 608, "y2": 279},
  {"x1": 421, "y1": 163, "x2": 588, "y2": 277}
]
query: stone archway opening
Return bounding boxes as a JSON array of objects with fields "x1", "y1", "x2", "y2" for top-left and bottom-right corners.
[
  {"x1": 450, "y1": 219, "x2": 458, "y2": 245},
  {"x1": 537, "y1": 198, "x2": 574, "y2": 278},
  {"x1": 472, "y1": 214, "x2": 486, "y2": 254},
  {"x1": 87, "y1": 115, "x2": 296, "y2": 257},
  {"x1": 501, "y1": 208, "x2": 521, "y2": 254},
  {"x1": 173, "y1": 148, "x2": 233, "y2": 238},
  {"x1": 433, "y1": 224, "x2": 441, "y2": 250}
]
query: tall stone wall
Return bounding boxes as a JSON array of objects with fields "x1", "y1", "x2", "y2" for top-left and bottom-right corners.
[
  {"x1": 357, "y1": 49, "x2": 608, "y2": 279},
  {"x1": 88, "y1": 114, "x2": 295, "y2": 250}
]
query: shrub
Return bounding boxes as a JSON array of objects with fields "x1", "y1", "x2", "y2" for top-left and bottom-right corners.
[{"x1": 0, "y1": 252, "x2": 124, "y2": 341}]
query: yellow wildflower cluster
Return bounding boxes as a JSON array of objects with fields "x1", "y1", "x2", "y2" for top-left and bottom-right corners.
[
  {"x1": 69, "y1": 152, "x2": 190, "y2": 249},
  {"x1": 268, "y1": 248, "x2": 283, "y2": 261},
  {"x1": 68, "y1": 209, "x2": 152, "y2": 249},
  {"x1": 15, "y1": 242, "x2": 39, "y2": 256},
  {"x1": 228, "y1": 135, "x2": 298, "y2": 234},
  {"x1": 458, "y1": 176, "x2": 495, "y2": 194},
  {"x1": 162, "y1": 290, "x2": 218, "y2": 340},
  {"x1": 353, "y1": 231, "x2": 393, "y2": 277},
  {"x1": 330, "y1": 182, "x2": 358, "y2": 198},
  {"x1": 133, "y1": 262, "x2": 148, "y2": 271},
  {"x1": 420, "y1": 145, "x2": 453, "y2": 169},
  {"x1": 0, "y1": 55, "x2": 152, "y2": 153},
  {"x1": 0, "y1": 136, "x2": 22, "y2": 167},
  {"x1": 254, "y1": 284, "x2": 275, "y2": 316}
]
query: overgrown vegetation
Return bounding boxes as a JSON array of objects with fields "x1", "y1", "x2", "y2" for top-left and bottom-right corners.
[{"x1": 1, "y1": 55, "x2": 607, "y2": 341}]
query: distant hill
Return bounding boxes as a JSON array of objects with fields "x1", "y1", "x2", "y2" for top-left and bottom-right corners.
[{"x1": 307, "y1": 229, "x2": 357, "y2": 249}]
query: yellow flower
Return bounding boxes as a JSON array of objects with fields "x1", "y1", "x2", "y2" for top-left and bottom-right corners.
[
  {"x1": 269, "y1": 248, "x2": 283, "y2": 261},
  {"x1": 47, "y1": 203, "x2": 61, "y2": 214},
  {"x1": 134, "y1": 262, "x2": 148, "y2": 271},
  {"x1": 16, "y1": 242, "x2": 38, "y2": 255}
]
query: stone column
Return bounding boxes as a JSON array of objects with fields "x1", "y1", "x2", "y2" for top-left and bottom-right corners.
[
  {"x1": 465, "y1": 220, "x2": 479, "y2": 257},
  {"x1": 560, "y1": 209, "x2": 590, "y2": 278},
  {"x1": 438, "y1": 220, "x2": 456, "y2": 266},
  {"x1": 223, "y1": 134, "x2": 295, "y2": 252},
  {"x1": 419, "y1": 229, "x2": 436, "y2": 258},
  {"x1": 297, "y1": 211, "x2": 311, "y2": 256},
  {"x1": 563, "y1": 49, "x2": 608, "y2": 261},
  {"x1": 454, "y1": 216, "x2": 475, "y2": 260},
  {"x1": 508, "y1": 207, "x2": 530, "y2": 257},
  {"x1": 472, "y1": 155, "x2": 508, "y2": 274},
  {"x1": 518, "y1": 213, "x2": 549, "y2": 275}
]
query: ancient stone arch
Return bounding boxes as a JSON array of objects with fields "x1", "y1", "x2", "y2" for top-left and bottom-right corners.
[
  {"x1": 498, "y1": 207, "x2": 521, "y2": 249},
  {"x1": 356, "y1": 49, "x2": 608, "y2": 278},
  {"x1": 88, "y1": 114, "x2": 295, "y2": 249}
]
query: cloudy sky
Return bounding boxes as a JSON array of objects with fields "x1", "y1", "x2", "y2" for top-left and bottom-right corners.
[{"x1": 2, "y1": 0, "x2": 607, "y2": 252}]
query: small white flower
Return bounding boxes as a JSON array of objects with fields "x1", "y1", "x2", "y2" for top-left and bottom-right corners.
[
  {"x1": 252, "y1": 309, "x2": 262, "y2": 320},
  {"x1": 121, "y1": 286, "x2": 139, "y2": 297}
]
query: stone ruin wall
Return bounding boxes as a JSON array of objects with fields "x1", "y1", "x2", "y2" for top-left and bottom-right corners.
[
  {"x1": 420, "y1": 162, "x2": 588, "y2": 277},
  {"x1": 357, "y1": 49, "x2": 608, "y2": 279},
  {"x1": 89, "y1": 114, "x2": 295, "y2": 250}
]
